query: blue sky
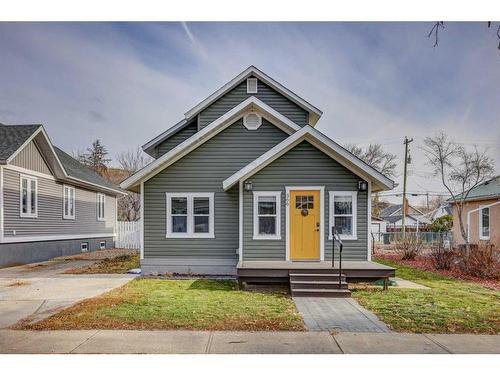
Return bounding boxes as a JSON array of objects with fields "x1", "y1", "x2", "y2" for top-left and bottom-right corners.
[{"x1": 0, "y1": 22, "x2": 498, "y2": 204}]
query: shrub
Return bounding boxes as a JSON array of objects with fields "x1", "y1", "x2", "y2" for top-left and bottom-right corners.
[
  {"x1": 395, "y1": 235, "x2": 423, "y2": 260},
  {"x1": 458, "y1": 243, "x2": 500, "y2": 279},
  {"x1": 430, "y1": 242, "x2": 456, "y2": 270},
  {"x1": 431, "y1": 215, "x2": 453, "y2": 232}
]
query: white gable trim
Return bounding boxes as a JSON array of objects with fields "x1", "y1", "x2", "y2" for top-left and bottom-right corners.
[
  {"x1": 184, "y1": 66, "x2": 323, "y2": 126},
  {"x1": 120, "y1": 96, "x2": 301, "y2": 190},
  {"x1": 222, "y1": 126, "x2": 394, "y2": 193},
  {"x1": 142, "y1": 118, "x2": 189, "y2": 154}
]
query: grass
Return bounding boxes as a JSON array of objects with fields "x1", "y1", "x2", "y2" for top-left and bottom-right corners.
[
  {"x1": 18, "y1": 278, "x2": 304, "y2": 331},
  {"x1": 351, "y1": 257, "x2": 500, "y2": 334},
  {"x1": 65, "y1": 253, "x2": 140, "y2": 274}
]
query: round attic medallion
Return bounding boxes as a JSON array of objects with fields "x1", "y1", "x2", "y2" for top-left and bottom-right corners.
[{"x1": 243, "y1": 113, "x2": 262, "y2": 130}]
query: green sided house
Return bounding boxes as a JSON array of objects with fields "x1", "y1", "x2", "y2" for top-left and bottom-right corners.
[{"x1": 121, "y1": 66, "x2": 396, "y2": 296}]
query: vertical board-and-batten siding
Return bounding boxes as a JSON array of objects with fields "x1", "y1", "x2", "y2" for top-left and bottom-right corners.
[
  {"x1": 197, "y1": 78, "x2": 309, "y2": 130},
  {"x1": 3, "y1": 168, "x2": 116, "y2": 237},
  {"x1": 154, "y1": 119, "x2": 198, "y2": 158},
  {"x1": 143, "y1": 119, "x2": 289, "y2": 259},
  {"x1": 11, "y1": 140, "x2": 52, "y2": 175},
  {"x1": 243, "y1": 141, "x2": 368, "y2": 261}
]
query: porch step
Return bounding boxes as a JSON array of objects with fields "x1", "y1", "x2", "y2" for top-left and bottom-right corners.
[
  {"x1": 289, "y1": 271, "x2": 351, "y2": 297},
  {"x1": 291, "y1": 288, "x2": 352, "y2": 298},
  {"x1": 290, "y1": 280, "x2": 349, "y2": 290},
  {"x1": 289, "y1": 273, "x2": 346, "y2": 282}
]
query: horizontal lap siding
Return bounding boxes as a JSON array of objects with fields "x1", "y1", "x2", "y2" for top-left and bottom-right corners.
[
  {"x1": 3, "y1": 168, "x2": 116, "y2": 237},
  {"x1": 198, "y1": 79, "x2": 308, "y2": 130},
  {"x1": 144, "y1": 120, "x2": 288, "y2": 259},
  {"x1": 243, "y1": 141, "x2": 368, "y2": 261},
  {"x1": 154, "y1": 120, "x2": 198, "y2": 158}
]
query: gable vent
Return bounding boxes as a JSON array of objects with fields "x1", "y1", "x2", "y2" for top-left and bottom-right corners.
[
  {"x1": 243, "y1": 113, "x2": 262, "y2": 130},
  {"x1": 246, "y1": 78, "x2": 258, "y2": 94}
]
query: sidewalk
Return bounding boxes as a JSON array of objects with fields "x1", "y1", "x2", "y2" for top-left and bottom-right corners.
[{"x1": 1, "y1": 329, "x2": 499, "y2": 354}]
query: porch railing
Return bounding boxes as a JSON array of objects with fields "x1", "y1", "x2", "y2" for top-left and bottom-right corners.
[{"x1": 332, "y1": 226, "x2": 343, "y2": 289}]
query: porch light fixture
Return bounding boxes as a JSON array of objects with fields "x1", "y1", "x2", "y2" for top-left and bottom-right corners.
[
  {"x1": 358, "y1": 181, "x2": 368, "y2": 192},
  {"x1": 244, "y1": 181, "x2": 253, "y2": 191}
]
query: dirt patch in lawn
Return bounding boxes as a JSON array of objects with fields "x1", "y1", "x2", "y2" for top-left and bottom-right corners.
[
  {"x1": 375, "y1": 253, "x2": 500, "y2": 290},
  {"x1": 16, "y1": 279, "x2": 304, "y2": 331},
  {"x1": 56, "y1": 248, "x2": 137, "y2": 261},
  {"x1": 64, "y1": 253, "x2": 140, "y2": 274}
]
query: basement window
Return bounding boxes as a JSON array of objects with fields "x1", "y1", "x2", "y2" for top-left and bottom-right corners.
[
  {"x1": 100, "y1": 241, "x2": 106, "y2": 250},
  {"x1": 246, "y1": 78, "x2": 258, "y2": 94},
  {"x1": 81, "y1": 242, "x2": 89, "y2": 252}
]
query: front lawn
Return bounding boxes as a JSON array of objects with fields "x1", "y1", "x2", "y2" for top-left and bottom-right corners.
[
  {"x1": 18, "y1": 279, "x2": 304, "y2": 331},
  {"x1": 352, "y1": 257, "x2": 500, "y2": 334}
]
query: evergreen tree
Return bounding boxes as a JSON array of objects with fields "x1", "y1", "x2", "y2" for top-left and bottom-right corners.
[{"x1": 79, "y1": 139, "x2": 111, "y2": 176}]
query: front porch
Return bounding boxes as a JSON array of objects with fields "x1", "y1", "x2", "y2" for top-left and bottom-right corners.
[{"x1": 237, "y1": 260, "x2": 395, "y2": 283}]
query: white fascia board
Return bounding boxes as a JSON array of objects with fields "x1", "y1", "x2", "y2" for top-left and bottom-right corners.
[
  {"x1": 184, "y1": 66, "x2": 322, "y2": 125},
  {"x1": 223, "y1": 126, "x2": 395, "y2": 192},
  {"x1": 120, "y1": 96, "x2": 301, "y2": 190},
  {"x1": 142, "y1": 119, "x2": 188, "y2": 153}
]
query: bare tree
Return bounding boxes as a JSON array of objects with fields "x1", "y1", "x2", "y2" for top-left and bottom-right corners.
[
  {"x1": 345, "y1": 143, "x2": 397, "y2": 178},
  {"x1": 423, "y1": 132, "x2": 494, "y2": 255},
  {"x1": 428, "y1": 21, "x2": 500, "y2": 49},
  {"x1": 116, "y1": 148, "x2": 152, "y2": 221}
]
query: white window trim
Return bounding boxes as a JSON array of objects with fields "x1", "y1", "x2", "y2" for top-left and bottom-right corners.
[
  {"x1": 100, "y1": 240, "x2": 106, "y2": 249},
  {"x1": 253, "y1": 191, "x2": 281, "y2": 240},
  {"x1": 63, "y1": 185, "x2": 76, "y2": 220},
  {"x1": 328, "y1": 191, "x2": 358, "y2": 240},
  {"x1": 97, "y1": 193, "x2": 106, "y2": 221},
  {"x1": 81, "y1": 242, "x2": 88, "y2": 252},
  {"x1": 165, "y1": 192, "x2": 215, "y2": 239},
  {"x1": 19, "y1": 174, "x2": 38, "y2": 218},
  {"x1": 246, "y1": 77, "x2": 258, "y2": 93},
  {"x1": 479, "y1": 206, "x2": 490, "y2": 240}
]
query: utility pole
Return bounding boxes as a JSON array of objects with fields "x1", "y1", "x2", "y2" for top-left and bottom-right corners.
[{"x1": 401, "y1": 136, "x2": 413, "y2": 238}]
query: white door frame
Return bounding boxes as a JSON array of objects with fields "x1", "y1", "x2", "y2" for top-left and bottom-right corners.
[{"x1": 285, "y1": 186, "x2": 325, "y2": 262}]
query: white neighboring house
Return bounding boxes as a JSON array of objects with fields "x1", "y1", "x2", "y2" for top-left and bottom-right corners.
[
  {"x1": 426, "y1": 203, "x2": 452, "y2": 222},
  {"x1": 371, "y1": 216, "x2": 388, "y2": 242}
]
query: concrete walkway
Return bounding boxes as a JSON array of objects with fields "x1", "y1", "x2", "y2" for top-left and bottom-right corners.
[
  {"x1": 1, "y1": 329, "x2": 499, "y2": 354},
  {"x1": 293, "y1": 297, "x2": 390, "y2": 332},
  {"x1": 0, "y1": 260, "x2": 135, "y2": 328}
]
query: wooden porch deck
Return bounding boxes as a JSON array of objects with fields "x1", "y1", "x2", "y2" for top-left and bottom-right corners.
[{"x1": 237, "y1": 260, "x2": 395, "y2": 283}]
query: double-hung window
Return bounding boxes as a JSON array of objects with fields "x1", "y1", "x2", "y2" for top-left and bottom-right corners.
[
  {"x1": 97, "y1": 193, "x2": 105, "y2": 221},
  {"x1": 63, "y1": 185, "x2": 75, "y2": 219},
  {"x1": 253, "y1": 191, "x2": 281, "y2": 240},
  {"x1": 20, "y1": 175, "x2": 37, "y2": 218},
  {"x1": 479, "y1": 206, "x2": 490, "y2": 240},
  {"x1": 329, "y1": 191, "x2": 357, "y2": 240},
  {"x1": 166, "y1": 193, "x2": 214, "y2": 238}
]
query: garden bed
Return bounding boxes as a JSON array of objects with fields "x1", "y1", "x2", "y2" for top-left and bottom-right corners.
[{"x1": 374, "y1": 253, "x2": 500, "y2": 290}]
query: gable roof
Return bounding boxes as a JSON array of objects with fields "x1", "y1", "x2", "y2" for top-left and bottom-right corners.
[
  {"x1": 141, "y1": 66, "x2": 323, "y2": 154},
  {"x1": 0, "y1": 124, "x2": 42, "y2": 162},
  {"x1": 121, "y1": 96, "x2": 302, "y2": 191},
  {"x1": 380, "y1": 204, "x2": 403, "y2": 217},
  {"x1": 1, "y1": 123, "x2": 122, "y2": 195},
  {"x1": 222, "y1": 126, "x2": 394, "y2": 193},
  {"x1": 447, "y1": 176, "x2": 500, "y2": 203},
  {"x1": 54, "y1": 146, "x2": 121, "y2": 192},
  {"x1": 185, "y1": 66, "x2": 322, "y2": 126}
]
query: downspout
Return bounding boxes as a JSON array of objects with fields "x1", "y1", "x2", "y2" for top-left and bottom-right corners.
[{"x1": 466, "y1": 200, "x2": 500, "y2": 242}]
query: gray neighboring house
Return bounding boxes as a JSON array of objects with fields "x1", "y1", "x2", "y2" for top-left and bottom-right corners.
[
  {"x1": 121, "y1": 66, "x2": 396, "y2": 291},
  {"x1": 0, "y1": 124, "x2": 123, "y2": 267}
]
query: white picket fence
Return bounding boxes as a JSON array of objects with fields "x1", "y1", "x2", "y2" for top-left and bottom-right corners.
[{"x1": 116, "y1": 221, "x2": 141, "y2": 249}]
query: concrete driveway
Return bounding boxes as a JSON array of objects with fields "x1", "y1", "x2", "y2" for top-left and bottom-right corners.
[{"x1": 0, "y1": 258, "x2": 135, "y2": 328}]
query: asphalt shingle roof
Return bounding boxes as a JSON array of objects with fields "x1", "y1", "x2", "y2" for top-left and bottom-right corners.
[
  {"x1": 54, "y1": 146, "x2": 119, "y2": 191},
  {"x1": 380, "y1": 204, "x2": 402, "y2": 217},
  {"x1": 0, "y1": 124, "x2": 41, "y2": 161},
  {"x1": 449, "y1": 176, "x2": 500, "y2": 202}
]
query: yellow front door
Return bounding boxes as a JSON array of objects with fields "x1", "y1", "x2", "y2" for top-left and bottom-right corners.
[{"x1": 290, "y1": 190, "x2": 320, "y2": 260}]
